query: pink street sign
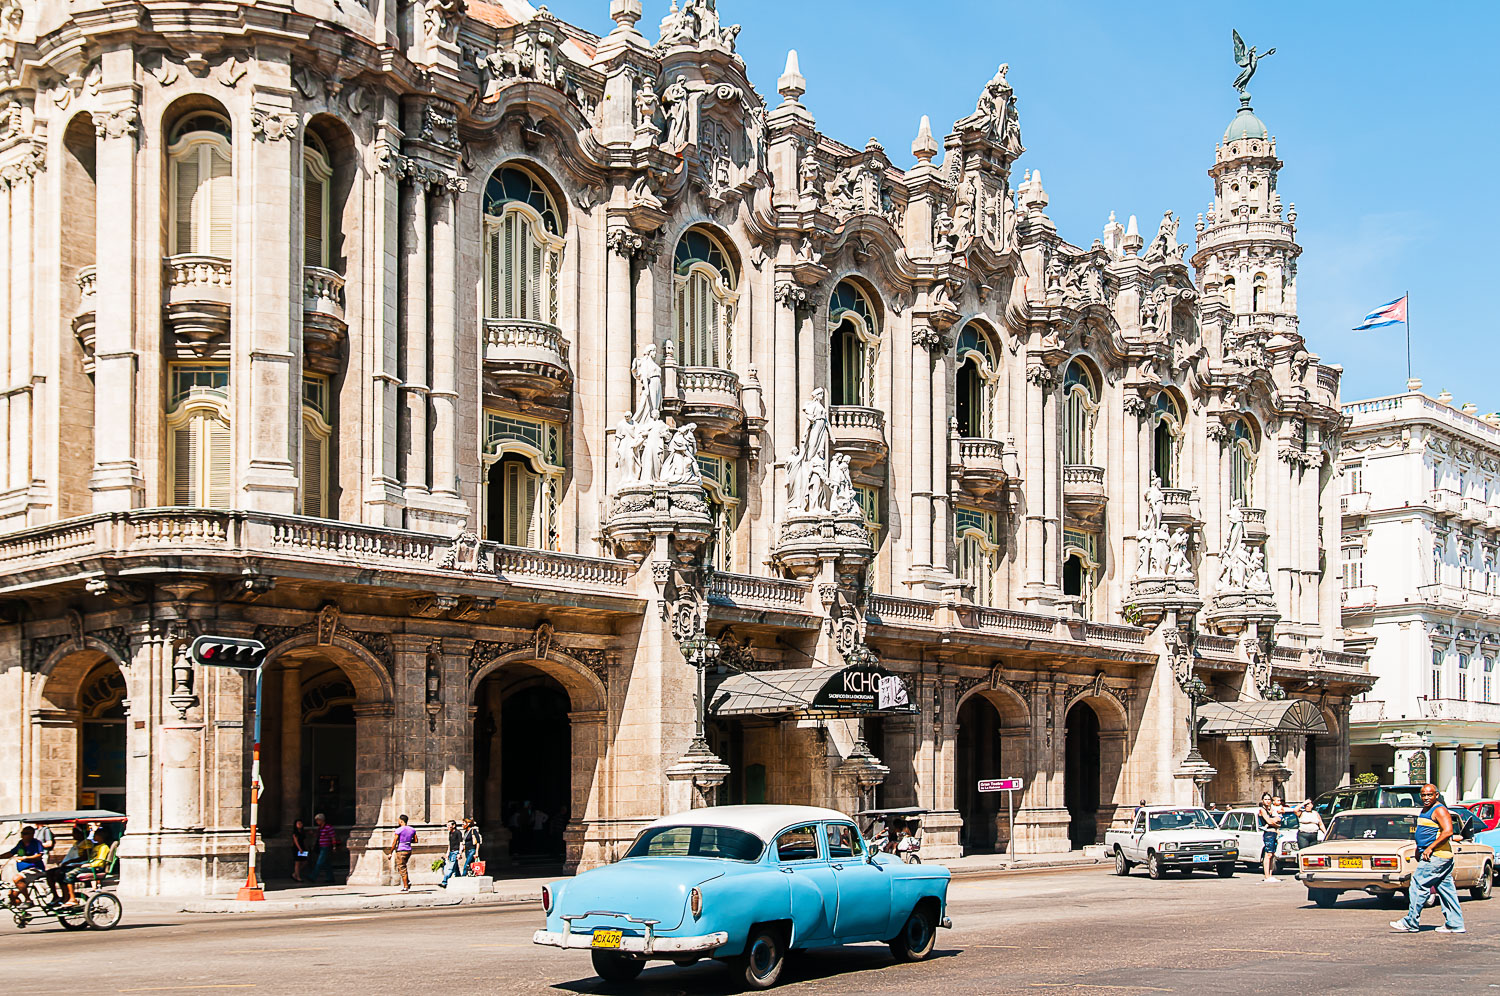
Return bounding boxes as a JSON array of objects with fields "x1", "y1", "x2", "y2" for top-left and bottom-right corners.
[{"x1": 977, "y1": 777, "x2": 1023, "y2": 793}]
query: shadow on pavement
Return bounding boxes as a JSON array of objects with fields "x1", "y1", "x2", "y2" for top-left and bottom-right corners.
[{"x1": 552, "y1": 946, "x2": 960, "y2": 994}]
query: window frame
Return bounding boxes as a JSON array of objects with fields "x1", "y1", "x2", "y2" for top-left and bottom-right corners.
[
  {"x1": 672, "y1": 229, "x2": 739, "y2": 369},
  {"x1": 302, "y1": 136, "x2": 333, "y2": 271},
  {"x1": 167, "y1": 127, "x2": 234, "y2": 258},
  {"x1": 1062, "y1": 360, "x2": 1099, "y2": 466},
  {"x1": 165, "y1": 372, "x2": 233, "y2": 510}
]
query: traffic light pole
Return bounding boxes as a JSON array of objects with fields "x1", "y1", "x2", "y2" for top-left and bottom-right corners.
[{"x1": 236, "y1": 664, "x2": 265, "y2": 902}]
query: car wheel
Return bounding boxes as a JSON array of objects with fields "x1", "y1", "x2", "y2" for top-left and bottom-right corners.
[
  {"x1": 82, "y1": 893, "x2": 122, "y2": 930},
  {"x1": 590, "y1": 950, "x2": 644, "y2": 983},
  {"x1": 1113, "y1": 848, "x2": 1131, "y2": 876},
  {"x1": 1147, "y1": 851, "x2": 1164, "y2": 880},
  {"x1": 888, "y1": 904, "x2": 937, "y2": 963},
  {"x1": 1471, "y1": 864, "x2": 1493, "y2": 901},
  {"x1": 1309, "y1": 889, "x2": 1337, "y2": 908},
  {"x1": 1216, "y1": 863, "x2": 1235, "y2": 878},
  {"x1": 738, "y1": 925, "x2": 787, "y2": 990}
]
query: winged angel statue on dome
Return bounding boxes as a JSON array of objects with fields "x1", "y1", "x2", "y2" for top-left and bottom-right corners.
[{"x1": 1232, "y1": 29, "x2": 1275, "y2": 96}]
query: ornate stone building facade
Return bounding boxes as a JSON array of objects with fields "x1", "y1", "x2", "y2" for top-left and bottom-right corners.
[{"x1": 0, "y1": 0, "x2": 1370, "y2": 894}]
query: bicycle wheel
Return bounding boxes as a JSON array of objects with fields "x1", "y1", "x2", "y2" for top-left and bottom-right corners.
[{"x1": 83, "y1": 892, "x2": 123, "y2": 930}]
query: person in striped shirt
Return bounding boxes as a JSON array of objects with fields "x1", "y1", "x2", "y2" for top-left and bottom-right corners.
[
  {"x1": 1390, "y1": 784, "x2": 1464, "y2": 934},
  {"x1": 312, "y1": 813, "x2": 339, "y2": 885}
]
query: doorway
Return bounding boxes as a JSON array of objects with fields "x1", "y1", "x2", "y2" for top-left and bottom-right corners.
[
  {"x1": 474, "y1": 664, "x2": 572, "y2": 863},
  {"x1": 1065, "y1": 702, "x2": 1101, "y2": 849}
]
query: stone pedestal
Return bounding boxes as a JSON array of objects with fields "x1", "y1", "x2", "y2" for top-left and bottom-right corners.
[
  {"x1": 919, "y1": 809, "x2": 964, "y2": 861},
  {"x1": 771, "y1": 511, "x2": 872, "y2": 580},
  {"x1": 665, "y1": 740, "x2": 731, "y2": 813},
  {"x1": 1205, "y1": 590, "x2": 1280, "y2": 636},
  {"x1": 1012, "y1": 806, "x2": 1071, "y2": 856},
  {"x1": 446, "y1": 875, "x2": 494, "y2": 894},
  {"x1": 1174, "y1": 755, "x2": 1218, "y2": 806},
  {"x1": 1124, "y1": 577, "x2": 1202, "y2": 628},
  {"x1": 602, "y1": 483, "x2": 713, "y2": 563}
]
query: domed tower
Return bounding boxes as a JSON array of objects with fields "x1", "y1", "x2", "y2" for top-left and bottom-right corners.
[{"x1": 1191, "y1": 93, "x2": 1301, "y2": 351}]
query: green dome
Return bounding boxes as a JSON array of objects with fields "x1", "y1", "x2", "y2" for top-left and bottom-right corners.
[{"x1": 1223, "y1": 106, "x2": 1269, "y2": 143}]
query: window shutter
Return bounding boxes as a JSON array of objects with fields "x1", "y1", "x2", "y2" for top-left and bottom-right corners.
[
  {"x1": 303, "y1": 167, "x2": 326, "y2": 269},
  {"x1": 205, "y1": 414, "x2": 233, "y2": 509},
  {"x1": 171, "y1": 422, "x2": 199, "y2": 505},
  {"x1": 502, "y1": 214, "x2": 518, "y2": 319},
  {"x1": 206, "y1": 147, "x2": 234, "y2": 258},
  {"x1": 674, "y1": 278, "x2": 689, "y2": 364},
  {"x1": 174, "y1": 154, "x2": 201, "y2": 255},
  {"x1": 503, "y1": 461, "x2": 522, "y2": 545},
  {"x1": 521, "y1": 470, "x2": 539, "y2": 548},
  {"x1": 302, "y1": 418, "x2": 326, "y2": 518},
  {"x1": 486, "y1": 224, "x2": 502, "y2": 320},
  {"x1": 528, "y1": 235, "x2": 544, "y2": 322}
]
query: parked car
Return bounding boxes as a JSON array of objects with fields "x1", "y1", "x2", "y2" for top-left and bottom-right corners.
[
  {"x1": 1106, "y1": 805, "x2": 1239, "y2": 879},
  {"x1": 1311, "y1": 784, "x2": 1423, "y2": 821},
  {"x1": 1218, "y1": 806, "x2": 1300, "y2": 872},
  {"x1": 1296, "y1": 808, "x2": 1494, "y2": 907},
  {"x1": 532, "y1": 805, "x2": 952, "y2": 990},
  {"x1": 1459, "y1": 799, "x2": 1499, "y2": 831}
]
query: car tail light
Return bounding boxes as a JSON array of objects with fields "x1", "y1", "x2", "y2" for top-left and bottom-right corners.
[
  {"x1": 541, "y1": 886, "x2": 552, "y2": 913},
  {"x1": 1372, "y1": 857, "x2": 1398, "y2": 870},
  {"x1": 1302, "y1": 855, "x2": 1329, "y2": 869},
  {"x1": 689, "y1": 887, "x2": 703, "y2": 919}
]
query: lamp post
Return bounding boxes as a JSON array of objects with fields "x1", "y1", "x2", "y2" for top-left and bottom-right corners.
[
  {"x1": 1183, "y1": 675, "x2": 1209, "y2": 767},
  {"x1": 678, "y1": 632, "x2": 721, "y2": 751}
]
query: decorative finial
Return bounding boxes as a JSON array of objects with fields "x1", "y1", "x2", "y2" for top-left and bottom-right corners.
[
  {"x1": 1231, "y1": 29, "x2": 1276, "y2": 100},
  {"x1": 778, "y1": 49, "x2": 806, "y2": 105},
  {"x1": 911, "y1": 115, "x2": 938, "y2": 164},
  {"x1": 1126, "y1": 214, "x2": 1138, "y2": 237},
  {"x1": 609, "y1": 0, "x2": 643, "y2": 30}
]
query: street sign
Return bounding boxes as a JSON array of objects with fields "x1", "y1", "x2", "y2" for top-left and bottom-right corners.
[{"x1": 978, "y1": 777, "x2": 1024, "y2": 793}]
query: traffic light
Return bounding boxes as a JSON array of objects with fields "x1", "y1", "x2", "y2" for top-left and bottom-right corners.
[{"x1": 188, "y1": 635, "x2": 268, "y2": 670}]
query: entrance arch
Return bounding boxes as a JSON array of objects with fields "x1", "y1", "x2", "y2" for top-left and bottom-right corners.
[
  {"x1": 1063, "y1": 691, "x2": 1128, "y2": 850},
  {"x1": 955, "y1": 687, "x2": 1029, "y2": 854},
  {"x1": 31, "y1": 646, "x2": 132, "y2": 813}
]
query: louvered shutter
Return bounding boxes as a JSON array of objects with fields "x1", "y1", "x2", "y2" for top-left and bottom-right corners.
[
  {"x1": 503, "y1": 461, "x2": 521, "y2": 545},
  {"x1": 205, "y1": 414, "x2": 232, "y2": 509},
  {"x1": 486, "y1": 223, "x2": 502, "y2": 319},
  {"x1": 207, "y1": 147, "x2": 234, "y2": 258},
  {"x1": 171, "y1": 422, "x2": 199, "y2": 505},
  {"x1": 528, "y1": 233, "x2": 543, "y2": 321},
  {"x1": 674, "y1": 278, "x2": 689, "y2": 363},
  {"x1": 521, "y1": 471, "x2": 539, "y2": 548},
  {"x1": 302, "y1": 418, "x2": 326, "y2": 518},
  {"x1": 502, "y1": 214, "x2": 518, "y2": 319},
  {"x1": 304, "y1": 167, "x2": 326, "y2": 268},
  {"x1": 174, "y1": 153, "x2": 201, "y2": 255}
]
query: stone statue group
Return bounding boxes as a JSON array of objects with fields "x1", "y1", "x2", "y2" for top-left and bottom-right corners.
[
  {"x1": 1137, "y1": 476, "x2": 1193, "y2": 579},
  {"x1": 1218, "y1": 500, "x2": 1271, "y2": 591},
  {"x1": 613, "y1": 344, "x2": 701, "y2": 488},
  {"x1": 785, "y1": 388, "x2": 859, "y2": 518}
]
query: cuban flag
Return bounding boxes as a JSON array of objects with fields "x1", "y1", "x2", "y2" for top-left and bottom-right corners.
[{"x1": 1353, "y1": 295, "x2": 1407, "y2": 331}]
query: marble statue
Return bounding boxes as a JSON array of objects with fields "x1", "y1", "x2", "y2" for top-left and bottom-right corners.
[
  {"x1": 786, "y1": 389, "x2": 843, "y2": 516},
  {"x1": 660, "y1": 423, "x2": 701, "y2": 485},
  {"x1": 1167, "y1": 528, "x2": 1193, "y2": 579},
  {"x1": 1232, "y1": 29, "x2": 1275, "y2": 96},
  {"x1": 662, "y1": 75, "x2": 692, "y2": 150},
  {"x1": 630, "y1": 343, "x2": 662, "y2": 425},
  {"x1": 828, "y1": 453, "x2": 859, "y2": 516},
  {"x1": 1143, "y1": 475, "x2": 1165, "y2": 533}
]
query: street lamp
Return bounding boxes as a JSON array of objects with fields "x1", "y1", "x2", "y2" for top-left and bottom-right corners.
[
  {"x1": 1183, "y1": 675, "x2": 1209, "y2": 767},
  {"x1": 679, "y1": 632, "x2": 721, "y2": 750}
]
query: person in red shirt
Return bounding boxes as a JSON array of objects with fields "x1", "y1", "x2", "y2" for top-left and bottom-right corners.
[{"x1": 312, "y1": 813, "x2": 339, "y2": 885}]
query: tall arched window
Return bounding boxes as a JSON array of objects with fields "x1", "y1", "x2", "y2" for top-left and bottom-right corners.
[
  {"x1": 1222, "y1": 275, "x2": 1237, "y2": 310},
  {"x1": 829, "y1": 281, "x2": 879, "y2": 407},
  {"x1": 491, "y1": 454, "x2": 542, "y2": 547},
  {"x1": 167, "y1": 112, "x2": 233, "y2": 258},
  {"x1": 482, "y1": 412, "x2": 564, "y2": 550},
  {"x1": 301, "y1": 375, "x2": 331, "y2": 518},
  {"x1": 1062, "y1": 360, "x2": 1098, "y2": 466},
  {"x1": 955, "y1": 324, "x2": 1000, "y2": 439},
  {"x1": 1251, "y1": 274, "x2": 1266, "y2": 313},
  {"x1": 483, "y1": 165, "x2": 565, "y2": 325},
  {"x1": 166, "y1": 363, "x2": 232, "y2": 507},
  {"x1": 303, "y1": 132, "x2": 333, "y2": 270},
  {"x1": 673, "y1": 229, "x2": 738, "y2": 368},
  {"x1": 954, "y1": 508, "x2": 1000, "y2": 607},
  {"x1": 1063, "y1": 536, "x2": 1100, "y2": 620},
  {"x1": 1230, "y1": 416, "x2": 1257, "y2": 506},
  {"x1": 1152, "y1": 392, "x2": 1183, "y2": 487}
]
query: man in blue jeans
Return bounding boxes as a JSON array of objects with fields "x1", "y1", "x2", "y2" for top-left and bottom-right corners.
[
  {"x1": 1391, "y1": 783, "x2": 1465, "y2": 934},
  {"x1": 440, "y1": 820, "x2": 463, "y2": 887}
]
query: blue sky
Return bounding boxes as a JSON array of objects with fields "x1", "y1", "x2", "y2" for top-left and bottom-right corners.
[{"x1": 544, "y1": 1, "x2": 1493, "y2": 408}]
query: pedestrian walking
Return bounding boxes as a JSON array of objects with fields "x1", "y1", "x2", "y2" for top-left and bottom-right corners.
[
  {"x1": 461, "y1": 818, "x2": 483, "y2": 875},
  {"x1": 1256, "y1": 792, "x2": 1280, "y2": 883},
  {"x1": 1391, "y1": 783, "x2": 1465, "y2": 933},
  {"x1": 290, "y1": 818, "x2": 309, "y2": 883},
  {"x1": 440, "y1": 820, "x2": 462, "y2": 887},
  {"x1": 389, "y1": 814, "x2": 417, "y2": 893},
  {"x1": 312, "y1": 813, "x2": 338, "y2": 884},
  {"x1": 1296, "y1": 801, "x2": 1325, "y2": 851}
]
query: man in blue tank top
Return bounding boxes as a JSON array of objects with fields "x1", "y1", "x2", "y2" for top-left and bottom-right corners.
[{"x1": 1390, "y1": 783, "x2": 1464, "y2": 933}]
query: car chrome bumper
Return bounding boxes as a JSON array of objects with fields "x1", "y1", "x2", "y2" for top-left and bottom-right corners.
[
  {"x1": 940, "y1": 916, "x2": 953, "y2": 929},
  {"x1": 1158, "y1": 850, "x2": 1237, "y2": 866},
  {"x1": 532, "y1": 929, "x2": 730, "y2": 956},
  {"x1": 1297, "y1": 871, "x2": 1404, "y2": 889}
]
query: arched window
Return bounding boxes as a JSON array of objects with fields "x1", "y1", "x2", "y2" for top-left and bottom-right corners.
[
  {"x1": 1222, "y1": 275, "x2": 1236, "y2": 310},
  {"x1": 954, "y1": 508, "x2": 999, "y2": 606},
  {"x1": 168, "y1": 112, "x2": 233, "y2": 258},
  {"x1": 1063, "y1": 536, "x2": 1100, "y2": 620},
  {"x1": 489, "y1": 454, "x2": 542, "y2": 547},
  {"x1": 1152, "y1": 392, "x2": 1183, "y2": 487},
  {"x1": 303, "y1": 132, "x2": 333, "y2": 270},
  {"x1": 673, "y1": 229, "x2": 738, "y2": 368},
  {"x1": 166, "y1": 363, "x2": 232, "y2": 508},
  {"x1": 301, "y1": 375, "x2": 331, "y2": 518},
  {"x1": 1062, "y1": 360, "x2": 1098, "y2": 466},
  {"x1": 1230, "y1": 417, "x2": 1257, "y2": 505},
  {"x1": 955, "y1": 324, "x2": 1000, "y2": 439},
  {"x1": 483, "y1": 165, "x2": 565, "y2": 325},
  {"x1": 482, "y1": 411, "x2": 564, "y2": 550},
  {"x1": 1252, "y1": 274, "x2": 1266, "y2": 313},
  {"x1": 699, "y1": 454, "x2": 738, "y2": 573},
  {"x1": 829, "y1": 281, "x2": 879, "y2": 407}
]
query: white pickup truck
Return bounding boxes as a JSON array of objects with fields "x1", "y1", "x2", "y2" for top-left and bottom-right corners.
[{"x1": 1106, "y1": 805, "x2": 1240, "y2": 879}]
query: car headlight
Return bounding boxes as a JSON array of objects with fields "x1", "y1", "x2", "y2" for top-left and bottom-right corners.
[
  {"x1": 1223, "y1": 840, "x2": 1236, "y2": 849},
  {"x1": 1161, "y1": 844, "x2": 1175, "y2": 853},
  {"x1": 689, "y1": 887, "x2": 703, "y2": 919}
]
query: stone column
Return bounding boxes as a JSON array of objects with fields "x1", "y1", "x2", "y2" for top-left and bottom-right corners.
[
  {"x1": 398, "y1": 177, "x2": 429, "y2": 499},
  {"x1": 603, "y1": 222, "x2": 633, "y2": 495},
  {"x1": 278, "y1": 660, "x2": 302, "y2": 833},
  {"x1": 30, "y1": 709, "x2": 80, "y2": 811},
  {"x1": 930, "y1": 346, "x2": 950, "y2": 574},
  {"x1": 1487, "y1": 747, "x2": 1500, "y2": 797},
  {"x1": 1462, "y1": 745, "x2": 1484, "y2": 800},
  {"x1": 909, "y1": 338, "x2": 933, "y2": 571},
  {"x1": 1022, "y1": 368, "x2": 1048, "y2": 597},
  {"x1": 1433, "y1": 744, "x2": 1458, "y2": 800},
  {"x1": 5, "y1": 166, "x2": 33, "y2": 509},
  {"x1": 428, "y1": 186, "x2": 459, "y2": 500},
  {"x1": 368, "y1": 142, "x2": 406, "y2": 526},
  {"x1": 349, "y1": 701, "x2": 394, "y2": 885},
  {"x1": 568, "y1": 709, "x2": 606, "y2": 872},
  {"x1": 1041, "y1": 374, "x2": 1061, "y2": 591}
]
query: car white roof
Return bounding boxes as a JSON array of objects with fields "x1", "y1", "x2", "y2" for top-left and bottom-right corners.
[{"x1": 645, "y1": 805, "x2": 855, "y2": 842}]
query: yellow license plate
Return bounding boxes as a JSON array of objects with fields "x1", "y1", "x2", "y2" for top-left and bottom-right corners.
[
  {"x1": 1338, "y1": 857, "x2": 1364, "y2": 869},
  {"x1": 591, "y1": 929, "x2": 623, "y2": 949}
]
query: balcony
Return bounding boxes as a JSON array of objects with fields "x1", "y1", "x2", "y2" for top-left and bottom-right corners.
[
  {"x1": 830, "y1": 405, "x2": 887, "y2": 467},
  {"x1": 302, "y1": 267, "x2": 348, "y2": 374},
  {"x1": 73, "y1": 265, "x2": 97, "y2": 374},
  {"x1": 1240, "y1": 506, "x2": 1268, "y2": 542},
  {"x1": 481, "y1": 318, "x2": 572, "y2": 400},
  {"x1": 1340, "y1": 491, "x2": 1371, "y2": 517},
  {"x1": 1340, "y1": 584, "x2": 1378, "y2": 610},
  {"x1": 1458, "y1": 496, "x2": 1487, "y2": 526},
  {"x1": 1062, "y1": 464, "x2": 1107, "y2": 517},
  {"x1": 163, "y1": 254, "x2": 232, "y2": 349},
  {"x1": 1158, "y1": 487, "x2": 1197, "y2": 527},
  {"x1": 669, "y1": 366, "x2": 743, "y2": 433},
  {"x1": 1416, "y1": 582, "x2": 1495, "y2": 616},
  {"x1": 1418, "y1": 697, "x2": 1500, "y2": 725},
  {"x1": 1426, "y1": 488, "x2": 1462, "y2": 518},
  {"x1": 951, "y1": 436, "x2": 1017, "y2": 497}
]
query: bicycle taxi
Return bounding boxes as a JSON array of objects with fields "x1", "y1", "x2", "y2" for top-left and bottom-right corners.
[
  {"x1": 858, "y1": 807, "x2": 928, "y2": 864},
  {"x1": 0, "y1": 810, "x2": 125, "y2": 930}
]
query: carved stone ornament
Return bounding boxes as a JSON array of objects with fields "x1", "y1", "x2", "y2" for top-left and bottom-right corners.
[
  {"x1": 249, "y1": 108, "x2": 298, "y2": 142},
  {"x1": 94, "y1": 106, "x2": 140, "y2": 141},
  {"x1": 1205, "y1": 420, "x2": 1231, "y2": 443},
  {"x1": 437, "y1": 530, "x2": 482, "y2": 572},
  {"x1": 911, "y1": 324, "x2": 944, "y2": 352},
  {"x1": 774, "y1": 281, "x2": 811, "y2": 313},
  {"x1": 316, "y1": 603, "x2": 341, "y2": 646},
  {"x1": 423, "y1": 0, "x2": 468, "y2": 45},
  {"x1": 1025, "y1": 363, "x2": 1056, "y2": 390},
  {"x1": 1121, "y1": 394, "x2": 1149, "y2": 419}
]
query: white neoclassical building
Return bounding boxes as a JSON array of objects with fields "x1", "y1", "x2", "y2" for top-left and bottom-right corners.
[
  {"x1": 0, "y1": 0, "x2": 1370, "y2": 895},
  {"x1": 1342, "y1": 385, "x2": 1500, "y2": 799}
]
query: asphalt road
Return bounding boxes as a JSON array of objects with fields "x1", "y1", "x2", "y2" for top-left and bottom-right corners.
[{"x1": 3, "y1": 867, "x2": 1497, "y2": 995}]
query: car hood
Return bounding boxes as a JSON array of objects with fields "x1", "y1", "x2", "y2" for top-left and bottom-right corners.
[
  {"x1": 553, "y1": 858, "x2": 729, "y2": 933},
  {"x1": 1150, "y1": 829, "x2": 1230, "y2": 844}
]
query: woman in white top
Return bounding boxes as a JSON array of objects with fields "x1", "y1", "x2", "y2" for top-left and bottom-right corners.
[{"x1": 1296, "y1": 801, "x2": 1326, "y2": 850}]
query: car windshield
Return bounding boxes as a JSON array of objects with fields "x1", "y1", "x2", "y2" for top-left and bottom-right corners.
[
  {"x1": 1326, "y1": 813, "x2": 1414, "y2": 842},
  {"x1": 1147, "y1": 810, "x2": 1217, "y2": 832},
  {"x1": 626, "y1": 825, "x2": 764, "y2": 862}
]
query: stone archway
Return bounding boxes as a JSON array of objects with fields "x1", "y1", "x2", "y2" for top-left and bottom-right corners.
[
  {"x1": 955, "y1": 686, "x2": 1030, "y2": 854},
  {"x1": 30, "y1": 645, "x2": 132, "y2": 813},
  {"x1": 1062, "y1": 690, "x2": 1129, "y2": 849}
]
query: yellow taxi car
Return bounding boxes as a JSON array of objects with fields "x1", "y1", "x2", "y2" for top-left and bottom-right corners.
[{"x1": 1296, "y1": 807, "x2": 1494, "y2": 908}]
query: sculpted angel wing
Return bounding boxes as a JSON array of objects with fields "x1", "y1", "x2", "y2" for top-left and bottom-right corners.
[{"x1": 1233, "y1": 29, "x2": 1249, "y2": 68}]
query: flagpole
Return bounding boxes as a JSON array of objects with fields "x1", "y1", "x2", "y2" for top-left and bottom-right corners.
[{"x1": 1405, "y1": 290, "x2": 1412, "y2": 386}]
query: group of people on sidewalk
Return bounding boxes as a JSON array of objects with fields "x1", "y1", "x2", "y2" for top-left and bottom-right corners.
[
  {"x1": 1253, "y1": 791, "x2": 1326, "y2": 884},
  {"x1": 288, "y1": 813, "x2": 341, "y2": 885},
  {"x1": 379, "y1": 815, "x2": 484, "y2": 893}
]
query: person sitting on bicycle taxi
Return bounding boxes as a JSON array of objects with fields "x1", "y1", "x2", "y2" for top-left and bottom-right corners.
[
  {"x1": 44, "y1": 824, "x2": 98, "y2": 907},
  {"x1": 2, "y1": 825, "x2": 48, "y2": 905}
]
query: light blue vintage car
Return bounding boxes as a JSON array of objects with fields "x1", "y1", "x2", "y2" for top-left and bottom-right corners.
[{"x1": 533, "y1": 804, "x2": 952, "y2": 989}]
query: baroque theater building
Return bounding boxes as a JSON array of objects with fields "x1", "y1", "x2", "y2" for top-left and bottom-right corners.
[{"x1": 0, "y1": 0, "x2": 1371, "y2": 894}]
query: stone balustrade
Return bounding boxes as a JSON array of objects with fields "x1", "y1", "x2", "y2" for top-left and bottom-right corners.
[
  {"x1": 73, "y1": 265, "x2": 99, "y2": 373},
  {"x1": 481, "y1": 318, "x2": 572, "y2": 397},
  {"x1": 1340, "y1": 584, "x2": 1378, "y2": 609},
  {"x1": 1062, "y1": 463, "x2": 1107, "y2": 515},
  {"x1": 303, "y1": 265, "x2": 347, "y2": 324},
  {"x1": 671, "y1": 365, "x2": 744, "y2": 432},
  {"x1": 163, "y1": 254, "x2": 234, "y2": 341},
  {"x1": 830, "y1": 405, "x2": 888, "y2": 465},
  {"x1": 1340, "y1": 491, "x2": 1371, "y2": 517},
  {"x1": 76, "y1": 265, "x2": 97, "y2": 301},
  {"x1": 490, "y1": 542, "x2": 635, "y2": 588},
  {"x1": 1240, "y1": 505, "x2": 1268, "y2": 542},
  {"x1": 709, "y1": 571, "x2": 811, "y2": 610},
  {"x1": 868, "y1": 594, "x2": 940, "y2": 626}
]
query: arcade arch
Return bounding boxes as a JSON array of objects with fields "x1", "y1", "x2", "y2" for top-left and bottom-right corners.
[{"x1": 955, "y1": 687, "x2": 1029, "y2": 853}]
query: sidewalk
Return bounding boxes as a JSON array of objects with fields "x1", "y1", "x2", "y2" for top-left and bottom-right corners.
[{"x1": 141, "y1": 851, "x2": 1104, "y2": 916}]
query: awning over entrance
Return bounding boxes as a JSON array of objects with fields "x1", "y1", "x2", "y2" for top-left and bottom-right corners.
[
  {"x1": 710, "y1": 662, "x2": 912, "y2": 718},
  {"x1": 1197, "y1": 698, "x2": 1329, "y2": 736}
]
